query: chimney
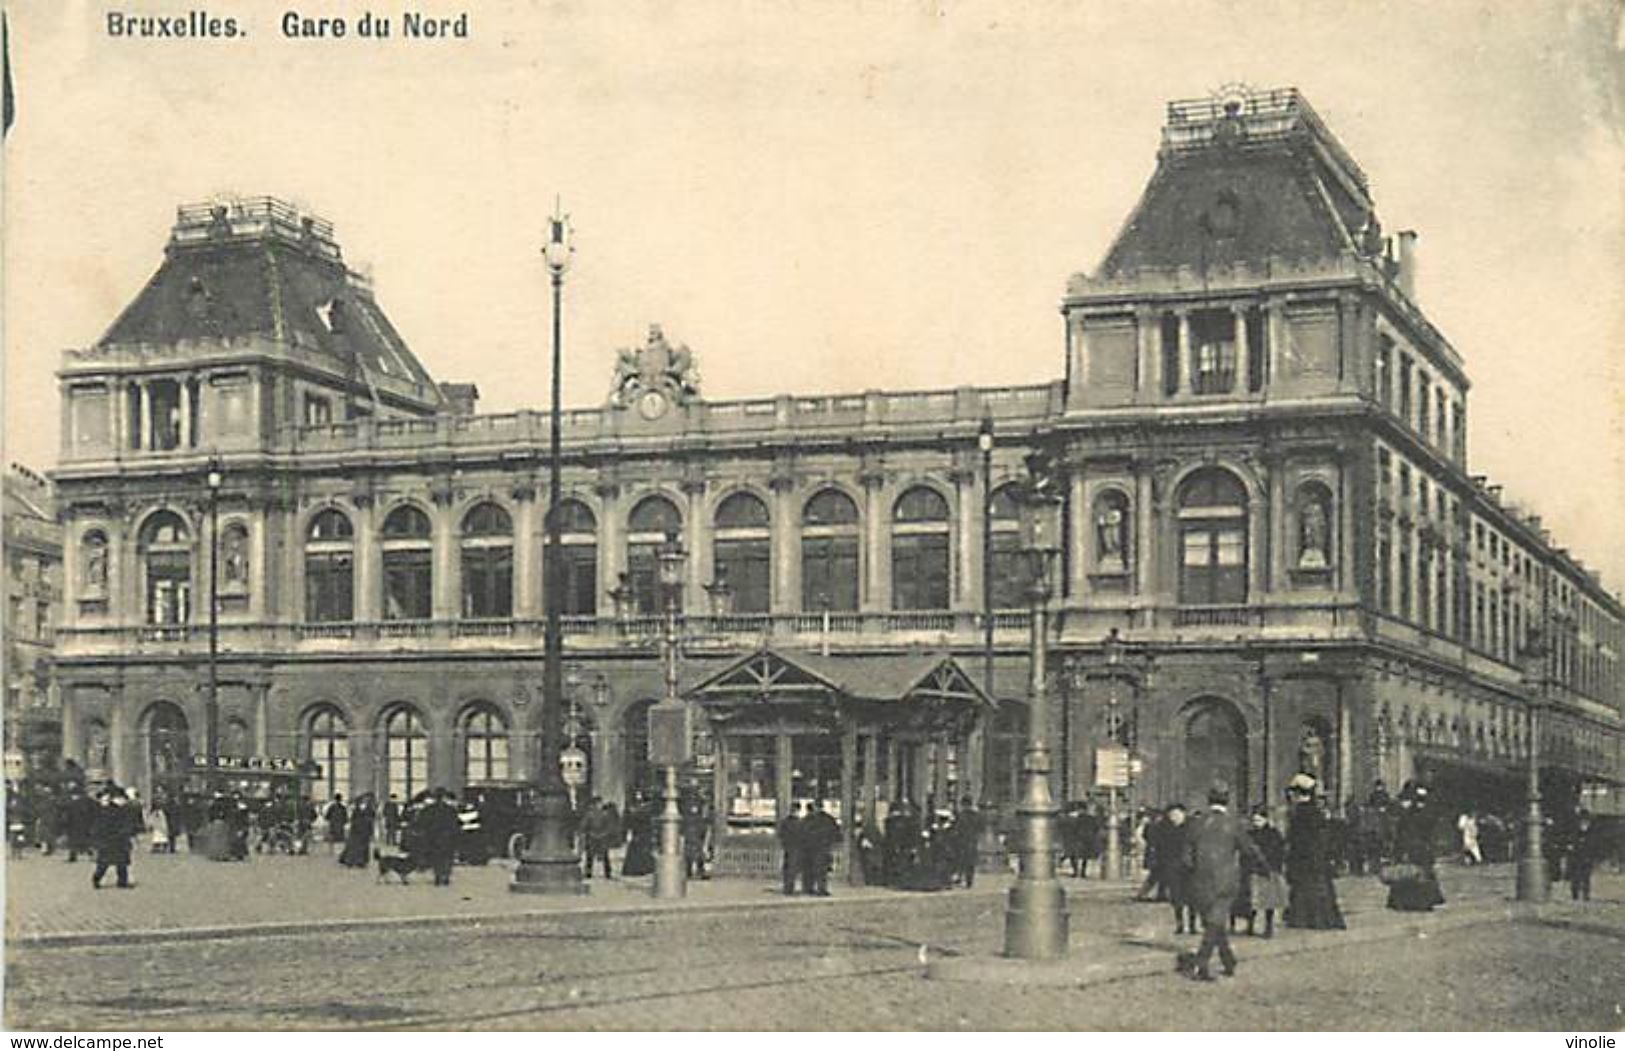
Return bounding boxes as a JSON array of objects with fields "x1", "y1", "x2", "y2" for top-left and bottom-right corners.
[
  {"x1": 1396, "y1": 230, "x2": 1419, "y2": 301},
  {"x1": 439, "y1": 382, "x2": 480, "y2": 417}
]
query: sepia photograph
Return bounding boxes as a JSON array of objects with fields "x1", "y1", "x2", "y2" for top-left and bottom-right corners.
[{"x1": 2, "y1": 0, "x2": 1622, "y2": 1034}]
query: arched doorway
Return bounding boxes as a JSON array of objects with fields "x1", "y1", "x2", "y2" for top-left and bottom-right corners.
[
  {"x1": 1180, "y1": 697, "x2": 1248, "y2": 805},
  {"x1": 142, "y1": 701, "x2": 190, "y2": 802}
]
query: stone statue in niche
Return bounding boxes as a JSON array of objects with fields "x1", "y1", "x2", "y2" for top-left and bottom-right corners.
[
  {"x1": 1297, "y1": 723, "x2": 1326, "y2": 781},
  {"x1": 1095, "y1": 499, "x2": 1127, "y2": 568},
  {"x1": 83, "y1": 537, "x2": 108, "y2": 593},
  {"x1": 223, "y1": 528, "x2": 249, "y2": 589},
  {"x1": 86, "y1": 723, "x2": 110, "y2": 777},
  {"x1": 1298, "y1": 491, "x2": 1330, "y2": 569}
]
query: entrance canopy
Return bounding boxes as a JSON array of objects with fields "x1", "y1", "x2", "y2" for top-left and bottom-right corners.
[{"x1": 684, "y1": 647, "x2": 991, "y2": 734}]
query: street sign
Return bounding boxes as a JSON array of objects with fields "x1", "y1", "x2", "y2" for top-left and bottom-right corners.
[{"x1": 1095, "y1": 745, "x2": 1130, "y2": 788}]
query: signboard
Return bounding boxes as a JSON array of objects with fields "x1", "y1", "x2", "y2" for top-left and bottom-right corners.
[
  {"x1": 558, "y1": 746, "x2": 588, "y2": 787},
  {"x1": 1094, "y1": 745, "x2": 1131, "y2": 789},
  {"x1": 188, "y1": 755, "x2": 321, "y2": 778},
  {"x1": 647, "y1": 703, "x2": 692, "y2": 767}
]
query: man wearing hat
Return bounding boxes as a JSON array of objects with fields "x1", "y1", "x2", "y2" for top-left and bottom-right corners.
[
  {"x1": 90, "y1": 786, "x2": 140, "y2": 889},
  {"x1": 1178, "y1": 782, "x2": 1265, "y2": 981}
]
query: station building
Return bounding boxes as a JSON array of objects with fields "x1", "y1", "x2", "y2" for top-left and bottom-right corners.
[{"x1": 48, "y1": 89, "x2": 1624, "y2": 861}]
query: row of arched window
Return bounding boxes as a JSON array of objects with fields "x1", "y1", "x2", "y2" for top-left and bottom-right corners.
[
  {"x1": 98, "y1": 468, "x2": 1337, "y2": 625},
  {"x1": 303, "y1": 702, "x2": 511, "y2": 801}
]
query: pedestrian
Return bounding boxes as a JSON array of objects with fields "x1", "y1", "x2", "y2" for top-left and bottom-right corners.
[
  {"x1": 801, "y1": 800, "x2": 840, "y2": 896},
  {"x1": 882, "y1": 801, "x2": 922, "y2": 888},
  {"x1": 953, "y1": 796, "x2": 984, "y2": 888},
  {"x1": 90, "y1": 786, "x2": 140, "y2": 889},
  {"x1": 323, "y1": 793, "x2": 349, "y2": 855},
  {"x1": 1457, "y1": 809, "x2": 1482, "y2": 866},
  {"x1": 382, "y1": 793, "x2": 402, "y2": 847},
  {"x1": 1177, "y1": 783, "x2": 1266, "y2": 982},
  {"x1": 63, "y1": 784, "x2": 96, "y2": 863},
  {"x1": 1283, "y1": 774, "x2": 1346, "y2": 929},
  {"x1": 1136, "y1": 809, "x2": 1165, "y2": 901},
  {"x1": 1233, "y1": 805, "x2": 1287, "y2": 938},
  {"x1": 146, "y1": 797, "x2": 171, "y2": 854},
  {"x1": 1567, "y1": 810, "x2": 1599, "y2": 902},
  {"x1": 621, "y1": 793, "x2": 656, "y2": 877},
  {"x1": 1385, "y1": 781, "x2": 1446, "y2": 912},
  {"x1": 580, "y1": 797, "x2": 611, "y2": 879},
  {"x1": 34, "y1": 786, "x2": 58, "y2": 856},
  {"x1": 681, "y1": 796, "x2": 710, "y2": 880},
  {"x1": 1157, "y1": 803, "x2": 1194, "y2": 934},
  {"x1": 340, "y1": 793, "x2": 375, "y2": 868},
  {"x1": 777, "y1": 801, "x2": 806, "y2": 895},
  {"x1": 415, "y1": 788, "x2": 461, "y2": 886}
]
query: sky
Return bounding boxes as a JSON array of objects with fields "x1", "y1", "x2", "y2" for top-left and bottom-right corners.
[{"x1": 3, "y1": 0, "x2": 1622, "y2": 592}]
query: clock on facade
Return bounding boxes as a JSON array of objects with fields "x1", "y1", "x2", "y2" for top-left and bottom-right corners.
[{"x1": 637, "y1": 388, "x2": 670, "y2": 420}]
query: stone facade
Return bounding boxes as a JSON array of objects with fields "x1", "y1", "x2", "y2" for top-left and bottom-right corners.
[
  {"x1": 48, "y1": 91, "x2": 1624, "y2": 825},
  {"x1": 4, "y1": 464, "x2": 63, "y2": 778}
]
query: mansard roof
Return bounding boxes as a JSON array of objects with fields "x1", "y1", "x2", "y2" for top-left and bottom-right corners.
[
  {"x1": 1095, "y1": 87, "x2": 1374, "y2": 280},
  {"x1": 96, "y1": 198, "x2": 442, "y2": 400}
]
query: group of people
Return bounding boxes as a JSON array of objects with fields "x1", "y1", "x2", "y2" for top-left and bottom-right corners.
[
  {"x1": 577, "y1": 792, "x2": 714, "y2": 881},
  {"x1": 325, "y1": 789, "x2": 465, "y2": 884},
  {"x1": 776, "y1": 800, "x2": 843, "y2": 895},
  {"x1": 855, "y1": 796, "x2": 984, "y2": 892}
]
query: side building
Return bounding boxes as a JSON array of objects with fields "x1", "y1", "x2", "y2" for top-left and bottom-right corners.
[
  {"x1": 4, "y1": 463, "x2": 64, "y2": 780},
  {"x1": 49, "y1": 91, "x2": 1623, "y2": 869}
]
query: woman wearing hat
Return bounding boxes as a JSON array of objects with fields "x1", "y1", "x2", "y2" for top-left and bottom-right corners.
[
  {"x1": 1385, "y1": 781, "x2": 1446, "y2": 911},
  {"x1": 1283, "y1": 774, "x2": 1345, "y2": 929}
]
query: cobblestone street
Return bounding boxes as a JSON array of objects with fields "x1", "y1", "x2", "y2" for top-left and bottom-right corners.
[{"x1": 6, "y1": 858, "x2": 1621, "y2": 1030}]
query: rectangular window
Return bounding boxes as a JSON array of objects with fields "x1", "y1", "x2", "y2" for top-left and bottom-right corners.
[
  {"x1": 1452, "y1": 403, "x2": 1466, "y2": 461},
  {"x1": 1189, "y1": 310, "x2": 1236, "y2": 395},
  {"x1": 1417, "y1": 546, "x2": 1432, "y2": 628},
  {"x1": 384, "y1": 551, "x2": 432, "y2": 620},
  {"x1": 714, "y1": 538, "x2": 771, "y2": 614},
  {"x1": 146, "y1": 552, "x2": 192, "y2": 625},
  {"x1": 35, "y1": 601, "x2": 51, "y2": 640},
  {"x1": 1377, "y1": 449, "x2": 1392, "y2": 502},
  {"x1": 802, "y1": 536, "x2": 859, "y2": 612},
  {"x1": 1399, "y1": 535, "x2": 1413, "y2": 621},
  {"x1": 1399, "y1": 354, "x2": 1413, "y2": 421},
  {"x1": 1180, "y1": 525, "x2": 1247, "y2": 605},
  {"x1": 560, "y1": 544, "x2": 598, "y2": 616},
  {"x1": 305, "y1": 553, "x2": 354, "y2": 622},
  {"x1": 988, "y1": 533, "x2": 1027, "y2": 610},
  {"x1": 1376, "y1": 337, "x2": 1393, "y2": 408},
  {"x1": 1161, "y1": 314, "x2": 1180, "y2": 396},
  {"x1": 1246, "y1": 308, "x2": 1267, "y2": 392},
  {"x1": 1435, "y1": 390, "x2": 1448, "y2": 449},
  {"x1": 461, "y1": 547, "x2": 513, "y2": 619},
  {"x1": 1417, "y1": 373, "x2": 1429, "y2": 440},
  {"x1": 1378, "y1": 529, "x2": 1393, "y2": 614},
  {"x1": 304, "y1": 394, "x2": 333, "y2": 426},
  {"x1": 892, "y1": 534, "x2": 950, "y2": 610}
]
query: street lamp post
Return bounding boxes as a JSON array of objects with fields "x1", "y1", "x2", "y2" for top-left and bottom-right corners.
[
  {"x1": 513, "y1": 199, "x2": 585, "y2": 895},
  {"x1": 1004, "y1": 449, "x2": 1068, "y2": 960},
  {"x1": 1516, "y1": 628, "x2": 1550, "y2": 903},
  {"x1": 652, "y1": 535, "x2": 689, "y2": 899},
  {"x1": 1102, "y1": 628, "x2": 1124, "y2": 883},
  {"x1": 204, "y1": 456, "x2": 223, "y2": 791}
]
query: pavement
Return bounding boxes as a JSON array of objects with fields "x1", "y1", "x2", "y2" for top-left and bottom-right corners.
[{"x1": 6, "y1": 863, "x2": 1621, "y2": 1030}]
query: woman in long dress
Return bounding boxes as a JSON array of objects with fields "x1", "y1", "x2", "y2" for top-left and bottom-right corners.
[
  {"x1": 621, "y1": 793, "x2": 656, "y2": 877},
  {"x1": 339, "y1": 794, "x2": 376, "y2": 868},
  {"x1": 1283, "y1": 775, "x2": 1346, "y2": 930},
  {"x1": 1386, "y1": 782, "x2": 1446, "y2": 911},
  {"x1": 147, "y1": 800, "x2": 171, "y2": 854}
]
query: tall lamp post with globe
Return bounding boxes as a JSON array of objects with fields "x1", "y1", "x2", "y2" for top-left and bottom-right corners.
[
  {"x1": 1516, "y1": 626, "x2": 1550, "y2": 903},
  {"x1": 512, "y1": 200, "x2": 585, "y2": 895},
  {"x1": 651, "y1": 534, "x2": 691, "y2": 899}
]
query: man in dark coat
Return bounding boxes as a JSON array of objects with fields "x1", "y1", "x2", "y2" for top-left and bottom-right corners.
[
  {"x1": 415, "y1": 788, "x2": 462, "y2": 886},
  {"x1": 91, "y1": 787, "x2": 140, "y2": 889},
  {"x1": 62, "y1": 785, "x2": 96, "y2": 863},
  {"x1": 681, "y1": 796, "x2": 710, "y2": 880},
  {"x1": 777, "y1": 802, "x2": 805, "y2": 895},
  {"x1": 1177, "y1": 784, "x2": 1266, "y2": 981},
  {"x1": 953, "y1": 797, "x2": 984, "y2": 888},
  {"x1": 1568, "y1": 810, "x2": 1601, "y2": 902},
  {"x1": 801, "y1": 801, "x2": 840, "y2": 896},
  {"x1": 1156, "y1": 803, "x2": 1193, "y2": 934}
]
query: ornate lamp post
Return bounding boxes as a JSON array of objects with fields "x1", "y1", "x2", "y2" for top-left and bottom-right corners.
[
  {"x1": 204, "y1": 455, "x2": 223, "y2": 790},
  {"x1": 1516, "y1": 627, "x2": 1550, "y2": 902},
  {"x1": 513, "y1": 200, "x2": 585, "y2": 894},
  {"x1": 651, "y1": 533, "x2": 690, "y2": 899},
  {"x1": 1004, "y1": 449, "x2": 1068, "y2": 960},
  {"x1": 1101, "y1": 627, "x2": 1125, "y2": 882}
]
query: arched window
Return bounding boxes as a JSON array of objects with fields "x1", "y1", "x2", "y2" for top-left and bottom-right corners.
[
  {"x1": 627, "y1": 496, "x2": 682, "y2": 614},
  {"x1": 143, "y1": 701, "x2": 189, "y2": 795},
  {"x1": 461, "y1": 503, "x2": 513, "y2": 619},
  {"x1": 1176, "y1": 469, "x2": 1248, "y2": 606},
  {"x1": 1092, "y1": 489, "x2": 1131, "y2": 571},
  {"x1": 305, "y1": 509, "x2": 354, "y2": 622},
  {"x1": 988, "y1": 485, "x2": 1026, "y2": 609},
  {"x1": 382, "y1": 505, "x2": 433, "y2": 621},
  {"x1": 305, "y1": 706, "x2": 350, "y2": 802},
  {"x1": 713, "y1": 492, "x2": 770, "y2": 614},
  {"x1": 1182, "y1": 698, "x2": 1248, "y2": 803},
  {"x1": 553, "y1": 500, "x2": 598, "y2": 616},
  {"x1": 81, "y1": 529, "x2": 109, "y2": 598},
  {"x1": 892, "y1": 486, "x2": 951, "y2": 611},
  {"x1": 462, "y1": 703, "x2": 510, "y2": 782},
  {"x1": 382, "y1": 704, "x2": 429, "y2": 799},
  {"x1": 140, "y1": 511, "x2": 192, "y2": 625},
  {"x1": 801, "y1": 489, "x2": 859, "y2": 612}
]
